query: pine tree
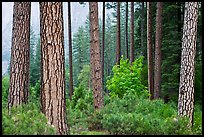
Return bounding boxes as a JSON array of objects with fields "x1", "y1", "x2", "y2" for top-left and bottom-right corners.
[
  {"x1": 130, "y1": 2, "x2": 134, "y2": 64},
  {"x1": 147, "y1": 2, "x2": 154, "y2": 100},
  {"x1": 154, "y1": 2, "x2": 163, "y2": 99},
  {"x1": 39, "y1": 2, "x2": 67, "y2": 134},
  {"x1": 68, "y1": 2, "x2": 74, "y2": 100},
  {"x1": 89, "y1": 2, "x2": 104, "y2": 110},
  {"x1": 116, "y1": 2, "x2": 121, "y2": 65},
  {"x1": 8, "y1": 2, "x2": 31, "y2": 111},
  {"x1": 178, "y1": 2, "x2": 199, "y2": 127}
]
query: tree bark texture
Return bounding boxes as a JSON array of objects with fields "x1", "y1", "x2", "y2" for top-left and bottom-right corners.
[
  {"x1": 40, "y1": 2, "x2": 67, "y2": 134},
  {"x1": 116, "y1": 2, "x2": 121, "y2": 65},
  {"x1": 101, "y1": 2, "x2": 105, "y2": 92},
  {"x1": 126, "y1": 2, "x2": 129, "y2": 59},
  {"x1": 147, "y1": 2, "x2": 154, "y2": 100},
  {"x1": 154, "y1": 2, "x2": 163, "y2": 99},
  {"x1": 89, "y1": 2, "x2": 104, "y2": 110},
  {"x1": 178, "y1": 2, "x2": 198, "y2": 127},
  {"x1": 8, "y1": 2, "x2": 31, "y2": 111},
  {"x1": 68, "y1": 2, "x2": 74, "y2": 100},
  {"x1": 130, "y1": 2, "x2": 134, "y2": 65}
]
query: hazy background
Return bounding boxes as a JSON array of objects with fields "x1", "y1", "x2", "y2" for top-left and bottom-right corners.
[{"x1": 2, "y1": 2, "x2": 113, "y2": 75}]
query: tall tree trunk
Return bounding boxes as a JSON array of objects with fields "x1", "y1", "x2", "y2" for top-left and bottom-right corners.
[
  {"x1": 8, "y1": 2, "x2": 31, "y2": 111},
  {"x1": 178, "y1": 2, "x2": 198, "y2": 127},
  {"x1": 130, "y1": 2, "x2": 134, "y2": 64},
  {"x1": 141, "y1": 2, "x2": 145, "y2": 56},
  {"x1": 89, "y1": 2, "x2": 104, "y2": 110},
  {"x1": 126, "y1": 2, "x2": 129, "y2": 59},
  {"x1": 101, "y1": 2, "x2": 105, "y2": 92},
  {"x1": 40, "y1": 2, "x2": 67, "y2": 134},
  {"x1": 116, "y1": 2, "x2": 121, "y2": 65},
  {"x1": 147, "y1": 2, "x2": 154, "y2": 100},
  {"x1": 154, "y1": 2, "x2": 163, "y2": 99},
  {"x1": 68, "y1": 2, "x2": 74, "y2": 100}
]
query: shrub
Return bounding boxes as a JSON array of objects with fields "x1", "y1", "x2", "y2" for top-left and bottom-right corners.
[
  {"x1": 106, "y1": 56, "x2": 149, "y2": 99},
  {"x1": 2, "y1": 102, "x2": 56, "y2": 135},
  {"x1": 101, "y1": 92, "x2": 200, "y2": 135},
  {"x1": 2, "y1": 75, "x2": 10, "y2": 106}
]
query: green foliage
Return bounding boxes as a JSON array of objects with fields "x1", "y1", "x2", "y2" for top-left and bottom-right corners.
[
  {"x1": 194, "y1": 61, "x2": 202, "y2": 105},
  {"x1": 29, "y1": 80, "x2": 41, "y2": 102},
  {"x1": 78, "y1": 65, "x2": 91, "y2": 89},
  {"x1": 2, "y1": 75, "x2": 10, "y2": 106},
  {"x1": 106, "y1": 56, "x2": 149, "y2": 98},
  {"x1": 101, "y1": 92, "x2": 202, "y2": 135},
  {"x1": 2, "y1": 102, "x2": 56, "y2": 135}
]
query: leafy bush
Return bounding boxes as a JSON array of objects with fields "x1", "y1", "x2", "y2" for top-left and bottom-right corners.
[
  {"x1": 2, "y1": 102, "x2": 56, "y2": 135},
  {"x1": 2, "y1": 75, "x2": 10, "y2": 106},
  {"x1": 106, "y1": 56, "x2": 149, "y2": 98},
  {"x1": 29, "y1": 80, "x2": 41, "y2": 102},
  {"x1": 101, "y1": 92, "x2": 201, "y2": 135}
]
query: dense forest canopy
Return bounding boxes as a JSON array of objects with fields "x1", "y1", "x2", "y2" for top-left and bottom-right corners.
[{"x1": 2, "y1": 2, "x2": 202, "y2": 135}]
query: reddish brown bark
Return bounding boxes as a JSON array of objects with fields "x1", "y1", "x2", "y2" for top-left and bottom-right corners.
[
  {"x1": 89, "y1": 2, "x2": 104, "y2": 110},
  {"x1": 40, "y1": 2, "x2": 67, "y2": 134},
  {"x1": 8, "y1": 2, "x2": 31, "y2": 111},
  {"x1": 116, "y1": 2, "x2": 121, "y2": 65},
  {"x1": 154, "y1": 2, "x2": 163, "y2": 99},
  {"x1": 130, "y1": 2, "x2": 134, "y2": 65}
]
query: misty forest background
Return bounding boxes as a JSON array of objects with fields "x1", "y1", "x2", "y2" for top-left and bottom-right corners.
[{"x1": 2, "y1": 2, "x2": 202, "y2": 135}]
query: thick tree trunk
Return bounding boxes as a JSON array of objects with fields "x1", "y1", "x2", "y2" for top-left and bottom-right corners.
[
  {"x1": 154, "y1": 2, "x2": 163, "y2": 99},
  {"x1": 130, "y1": 2, "x2": 134, "y2": 65},
  {"x1": 40, "y1": 2, "x2": 67, "y2": 134},
  {"x1": 101, "y1": 2, "x2": 105, "y2": 92},
  {"x1": 116, "y1": 2, "x2": 121, "y2": 65},
  {"x1": 126, "y1": 2, "x2": 129, "y2": 59},
  {"x1": 68, "y1": 2, "x2": 74, "y2": 100},
  {"x1": 89, "y1": 2, "x2": 104, "y2": 110},
  {"x1": 147, "y1": 2, "x2": 154, "y2": 100},
  {"x1": 141, "y1": 2, "x2": 145, "y2": 56},
  {"x1": 178, "y1": 2, "x2": 198, "y2": 127},
  {"x1": 8, "y1": 2, "x2": 31, "y2": 111}
]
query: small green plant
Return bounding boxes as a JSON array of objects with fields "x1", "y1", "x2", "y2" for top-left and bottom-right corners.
[
  {"x1": 106, "y1": 56, "x2": 149, "y2": 98},
  {"x1": 2, "y1": 102, "x2": 56, "y2": 135},
  {"x1": 2, "y1": 75, "x2": 10, "y2": 107}
]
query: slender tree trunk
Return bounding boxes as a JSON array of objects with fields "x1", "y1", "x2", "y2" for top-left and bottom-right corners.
[
  {"x1": 68, "y1": 2, "x2": 74, "y2": 100},
  {"x1": 154, "y1": 2, "x2": 163, "y2": 99},
  {"x1": 130, "y1": 2, "x2": 134, "y2": 65},
  {"x1": 40, "y1": 2, "x2": 67, "y2": 134},
  {"x1": 178, "y1": 2, "x2": 198, "y2": 127},
  {"x1": 89, "y1": 2, "x2": 104, "y2": 110},
  {"x1": 147, "y1": 2, "x2": 154, "y2": 100},
  {"x1": 116, "y1": 2, "x2": 121, "y2": 65},
  {"x1": 126, "y1": 2, "x2": 129, "y2": 59},
  {"x1": 101, "y1": 2, "x2": 105, "y2": 92},
  {"x1": 141, "y1": 2, "x2": 145, "y2": 56},
  {"x1": 8, "y1": 2, "x2": 31, "y2": 111}
]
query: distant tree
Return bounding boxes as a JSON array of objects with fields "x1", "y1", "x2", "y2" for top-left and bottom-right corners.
[
  {"x1": 39, "y1": 2, "x2": 67, "y2": 134},
  {"x1": 8, "y1": 2, "x2": 31, "y2": 111},
  {"x1": 68, "y1": 2, "x2": 74, "y2": 100},
  {"x1": 147, "y1": 2, "x2": 154, "y2": 100},
  {"x1": 154, "y1": 2, "x2": 163, "y2": 99},
  {"x1": 101, "y1": 2, "x2": 105, "y2": 91},
  {"x1": 125, "y1": 2, "x2": 129, "y2": 59},
  {"x1": 130, "y1": 2, "x2": 134, "y2": 65},
  {"x1": 116, "y1": 2, "x2": 121, "y2": 65},
  {"x1": 178, "y1": 2, "x2": 199, "y2": 127},
  {"x1": 141, "y1": 2, "x2": 145, "y2": 56},
  {"x1": 89, "y1": 2, "x2": 104, "y2": 110}
]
